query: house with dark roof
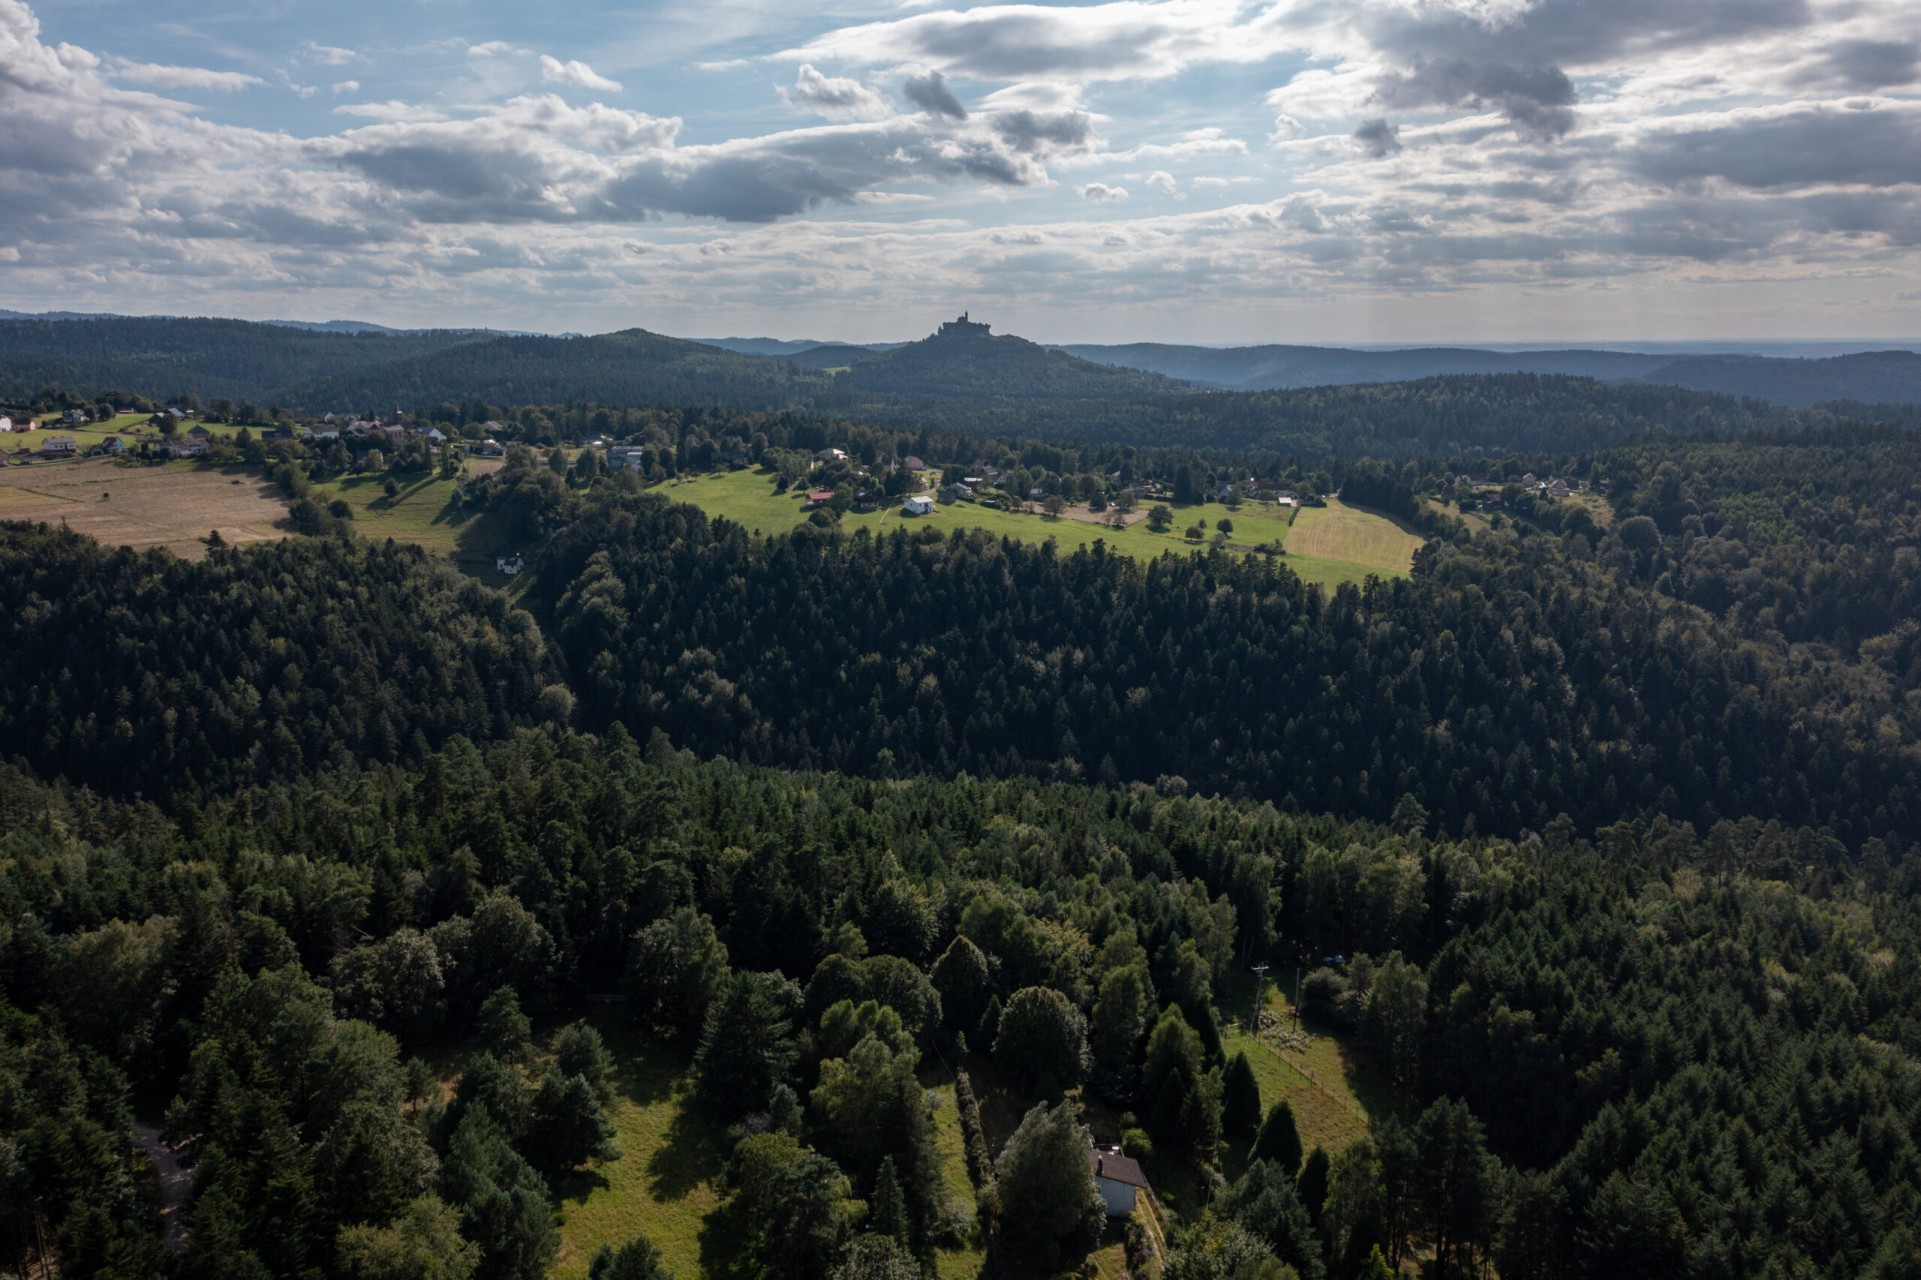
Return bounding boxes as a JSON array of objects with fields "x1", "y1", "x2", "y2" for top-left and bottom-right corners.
[{"x1": 1087, "y1": 1146, "x2": 1150, "y2": 1217}]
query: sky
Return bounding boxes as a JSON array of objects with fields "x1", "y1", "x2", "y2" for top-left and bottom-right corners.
[{"x1": 1, "y1": 0, "x2": 1919, "y2": 344}]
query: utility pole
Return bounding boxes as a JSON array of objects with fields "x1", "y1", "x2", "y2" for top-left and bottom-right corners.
[
  {"x1": 1294, "y1": 965, "x2": 1303, "y2": 1026},
  {"x1": 1249, "y1": 962, "x2": 1269, "y2": 1032}
]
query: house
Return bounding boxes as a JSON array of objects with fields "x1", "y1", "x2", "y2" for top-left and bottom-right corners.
[
  {"x1": 903, "y1": 494, "x2": 937, "y2": 516},
  {"x1": 816, "y1": 447, "x2": 848, "y2": 463},
  {"x1": 496, "y1": 553, "x2": 524, "y2": 576},
  {"x1": 1028, "y1": 487, "x2": 1049, "y2": 503},
  {"x1": 64, "y1": 408, "x2": 88, "y2": 425},
  {"x1": 186, "y1": 424, "x2": 213, "y2": 442},
  {"x1": 41, "y1": 435, "x2": 78, "y2": 456},
  {"x1": 169, "y1": 440, "x2": 207, "y2": 458},
  {"x1": 425, "y1": 427, "x2": 447, "y2": 445},
  {"x1": 308, "y1": 423, "x2": 341, "y2": 442},
  {"x1": 803, "y1": 489, "x2": 836, "y2": 509},
  {"x1": 97, "y1": 437, "x2": 125, "y2": 455},
  {"x1": 606, "y1": 446, "x2": 647, "y2": 472},
  {"x1": 0, "y1": 416, "x2": 12, "y2": 433},
  {"x1": 1087, "y1": 1147, "x2": 1150, "y2": 1218},
  {"x1": 901, "y1": 455, "x2": 926, "y2": 472},
  {"x1": 854, "y1": 489, "x2": 881, "y2": 512},
  {"x1": 471, "y1": 439, "x2": 506, "y2": 458}
]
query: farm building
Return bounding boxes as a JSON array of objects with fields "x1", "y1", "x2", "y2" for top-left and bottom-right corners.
[
  {"x1": 1087, "y1": 1147, "x2": 1150, "y2": 1217},
  {"x1": 41, "y1": 435, "x2": 78, "y2": 455}
]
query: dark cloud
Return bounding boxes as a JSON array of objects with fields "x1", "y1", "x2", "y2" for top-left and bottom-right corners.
[
  {"x1": 1353, "y1": 118, "x2": 1402, "y2": 158},
  {"x1": 903, "y1": 70, "x2": 966, "y2": 120},
  {"x1": 1794, "y1": 39, "x2": 1920, "y2": 91},
  {"x1": 1363, "y1": 0, "x2": 1811, "y2": 70},
  {"x1": 1376, "y1": 59, "x2": 1576, "y2": 139},
  {"x1": 1635, "y1": 106, "x2": 1921, "y2": 190},
  {"x1": 990, "y1": 109, "x2": 1090, "y2": 153}
]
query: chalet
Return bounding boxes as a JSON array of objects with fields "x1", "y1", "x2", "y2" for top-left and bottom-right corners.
[
  {"x1": 854, "y1": 490, "x2": 881, "y2": 512},
  {"x1": 951, "y1": 482, "x2": 974, "y2": 498},
  {"x1": 425, "y1": 427, "x2": 448, "y2": 445},
  {"x1": 606, "y1": 446, "x2": 646, "y2": 472},
  {"x1": 1028, "y1": 487, "x2": 1049, "y2": 503},
  {"x1": 803, "y1": 489, "x2": 836, "y2": 509},
  {"x1": 308, "y1": 423, "x2": 342, "y2": 442},
  {"x1": 1087, "y1": 1146, "x2": 1150, "y2": 1218},
  {"x1": 41, "y1": 435, "x2": 77, "y2": 456},
  {"x1": 63, "y1": 408, "x2": 88, "y2": 425},
  {"x1": 903, "y1": 494, "x2": 936, "y2": 516},
  {"x1": 91, "y1": 437, "x2": 126, "y2": 456}
]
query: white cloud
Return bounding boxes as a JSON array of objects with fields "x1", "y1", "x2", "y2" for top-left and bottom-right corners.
[
  {"x1": 1145, "y1": 170, "x2": 1181, "y2": 198},
  {"x1": 781, "y1": 64, "x2": 892, "y2": 120},
  {"x1": 331, "y1": 80, "x2": 360, "y2": 96},
  {"x1": 539, "y1": 54, "x2": 623, "y2": 93},
  {"x1": 1080, "y1": 182, "x2": 1128, "y2": 201},
  {"x1": 107, "y1": 59, "x2": 264, "y2": 91},
  {"x1": 301, "y1": 42, "x2": 358, "y2": 67}
]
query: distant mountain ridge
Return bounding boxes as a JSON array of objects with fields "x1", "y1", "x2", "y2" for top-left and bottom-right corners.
[{"x1": 1051, "y1": 341, "x2": 1921, "y2": 407}]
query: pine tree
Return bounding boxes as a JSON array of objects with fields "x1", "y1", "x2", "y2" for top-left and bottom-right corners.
[
  {"x1": 1222, "y1": 1052, "x2": 1262, "y2": 1140},
  {"x1": 1251, "y1": 1100, "x2": 1304, "y2": 1176},
  {"x1": 870, "y1": 1156, "x2": 908, "y2": 1247}
]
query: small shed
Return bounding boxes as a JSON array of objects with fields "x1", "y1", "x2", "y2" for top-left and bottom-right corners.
[{"x1": 1087, "y1": 1147, "x2": 1149, "y2": 1217}]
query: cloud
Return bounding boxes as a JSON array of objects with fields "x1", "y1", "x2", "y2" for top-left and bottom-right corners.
[
  {"x1": 331, "y1": 80, "x2": 360, "y2": 96},
  {"x1": 1145, "y1": 170, "x2": 1180, "y2": 198},
  {"x1": 781, "y1": 64, "x2": 891, "y2": 121},
  {"x1": 107, "y1": 59, "x2": 264, "y2": 91},
  {"x1": 1353, "y1": 117, "x2": 1402, "y2": 157},
  {"x1": 903, "y1": 69, "x2": 967, "y2": 119},
  {"x1": 1080, "y1": 182, "x2": 1128, "y2": 201},
  {"x1": 1792, "y1": 39, "x2": 1920, "y2": 91},
  {"x1": 301, "y1": 42, "x2": 358, "y2": 67},
  {"x1": 539, "y1": 55, "x2": 622, "y2": 93},
  {"x1": 1633, "y1": 103, "x2": 1921, "y2": 190},
  {"x1": 991, "y1": 109, "x2": 1092, "y2": 153},
  {"x1": 1373, "y1": 58, "x2": 1577, "y2": 138}
]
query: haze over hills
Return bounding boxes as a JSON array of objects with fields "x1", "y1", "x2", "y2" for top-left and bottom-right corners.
[
  {"x1": 831, "y1": 315, "x2": 1189, "y2": 401},
  {"x1": 1050, "y1": 340, "x2": 1921, "y2": 406}
]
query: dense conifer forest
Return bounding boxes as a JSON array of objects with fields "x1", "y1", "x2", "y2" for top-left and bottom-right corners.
[{"x1": 2, "y1": 368, "x2": 1920, "y2": 1280}]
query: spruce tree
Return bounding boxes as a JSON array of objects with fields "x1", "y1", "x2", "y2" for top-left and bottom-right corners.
[
  {"x1": 1251, "y1": 1100, "x2": 1304, "y2": 1176},
  {"x1": 870, "y1": 1156, "x2": 908, "y2": 1248},
  {"x1": 1222, "y1": 1052, "x2": 1262, "y2": 1139}
]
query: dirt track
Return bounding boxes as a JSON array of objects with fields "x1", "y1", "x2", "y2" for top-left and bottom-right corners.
[{"x1": 0, "y1": 458, "x2": 291, "y2": 560}]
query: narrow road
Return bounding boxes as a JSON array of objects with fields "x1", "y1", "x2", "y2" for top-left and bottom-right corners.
[{"x1": 133, "y1": 1123, "x2": 191, "y2": 1256}]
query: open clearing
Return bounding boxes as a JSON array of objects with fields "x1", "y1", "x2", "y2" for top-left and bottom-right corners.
[
  {"x1": 1285, "y1": 500, "x2": 1425, "y2": 578},
  {"x1": 663, "y1": 469, "x2": 1423, "y2": 588},
  {"x1": 552, "y1": 1014, "x2": 987, "y2": 1280},
  {"x1": 0, "y1": 457, "x2": 289, "y2": 559}
]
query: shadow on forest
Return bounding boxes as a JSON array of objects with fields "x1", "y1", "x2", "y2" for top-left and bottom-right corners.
[{"x1": 551, "y1": 1166, "x2": 612, "y2": 1205}]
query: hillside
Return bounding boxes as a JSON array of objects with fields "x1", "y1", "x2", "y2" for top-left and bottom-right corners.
[
  {"x1": 836, "y1": 315, "x2": 1190, "y2": 400},
  {"x1": 1056, "y1": 341, "x2": 1675, "y2": 390},
  {"x1": 1633, "y1": 349, "x2": 1921, "y2": 407}
]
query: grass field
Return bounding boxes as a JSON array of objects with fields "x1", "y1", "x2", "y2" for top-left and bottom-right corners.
[
  {"x1": 310, "y1": 471, "x2": 516, "y2": 580},
  {"x1": 660, "y1": 470, "x2": 1423, "y2": 588},
  {"x1": 0, "y1": 456, "x2": 290, "y2": 559},
  {"x1": 1219, "y1": 973, "x2": 1399, "y2": 1164},
  {"x1": 549, "y1": 1019, "x2": 730, "y2": 1280}
]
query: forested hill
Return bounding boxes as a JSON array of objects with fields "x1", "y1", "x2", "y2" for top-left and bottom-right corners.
[
  {"x1": 1624, "y1": 349, "x2": 1921, "y2": 408},
  {"x1": 831, "y1": 320, "x2": 1190, "y2": 401},
  {"x1": 0, "y1": 316, "x2": 490, "y2": 404},
  {"x1": 526, "y1": 488, "x2": 1917, "y2": 846},
  {"x1": 289, "y1": 328, "x2": 828, "y2": 413},
  {"x1": 0, "y1": 526, "x2": 558, "y2": 797},
  {"x1": 864, "y1": 373, "x2": 1802, "y2": 457}
]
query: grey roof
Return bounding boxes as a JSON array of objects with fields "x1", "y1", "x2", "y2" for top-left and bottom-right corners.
[{"x1": 1087, "y1": 1149, "x2": 1149, "y2": 1188}]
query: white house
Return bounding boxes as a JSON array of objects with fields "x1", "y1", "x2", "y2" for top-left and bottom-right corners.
[
  {"x1": 607, "y1": 445, "x2": 647, "y2": 471},
  {"x1": 903, "y1": 494, "x2": 937, "y2": 516},
  {"x1": 0, "y1": 416, "x2": 13, "y2": 432},
  {"x1": 41, "y1": 435, "x2": 78, "y2": 455},
  {"x1": 496, "y1": 553, "x2": 525, "y2": 576},
  {"x1": 1087, "y1": 1147, "x2": 1149, "y2": 1218}
]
